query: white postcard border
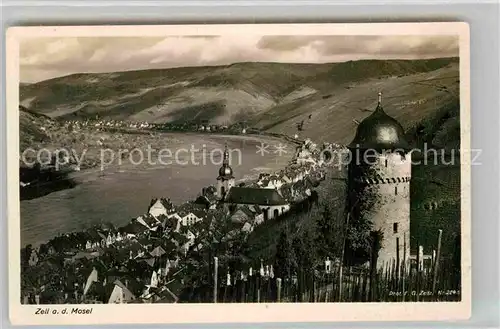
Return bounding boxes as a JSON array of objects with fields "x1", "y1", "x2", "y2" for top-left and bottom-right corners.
[{"x1": 6, "y1": 22, "x2": 471, "y2": 325}]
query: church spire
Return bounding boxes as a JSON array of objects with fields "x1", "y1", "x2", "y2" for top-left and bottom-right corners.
[
  {"x1": 216, "y1": 142, "x2": 235, "y2": 198},
  {"x1": 218, "y1": 143, "x2": 234, "y2": 180},
  {"x1": 375, "y1": 92, "x2": 384, "y2": 112},
  {"x1": 222, "y1": 143, "x2": 229, "y2": 166}
]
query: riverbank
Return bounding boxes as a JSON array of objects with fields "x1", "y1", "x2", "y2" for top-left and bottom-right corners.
[
  {"x1": 20, "y1": 127, "x2": 299, "y2": 198},
  {"x1": 20, "y1": 133, "x2": 297, "y2": 247}
]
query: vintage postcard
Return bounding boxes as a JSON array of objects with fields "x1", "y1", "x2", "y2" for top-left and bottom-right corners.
[{"x1": 6, "y1": 22, "x2": 471, "y2": 325}]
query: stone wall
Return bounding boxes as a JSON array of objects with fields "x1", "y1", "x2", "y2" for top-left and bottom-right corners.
[{"x1": 348, "y1": 151, "x2": 412, "y2": 268}]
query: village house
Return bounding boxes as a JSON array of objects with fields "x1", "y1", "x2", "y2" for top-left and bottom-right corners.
[
  {"x1": 163, "y1": 212, "x2": 183, "y2": 232},
  {"x1": 194, "y1": 186, "x2": 219, "y2": 210},
  {"x1": 256, "y1": 173, "x2": 285, "y2": 190},
  {"x1": 181, "y1": 229, "x2": 197, "y2": 255},
  {"x1": 119, "y1": 221, "x2": 149, "y2": 239},
  {"x1": 228, "y1": 205, "x2": 264, "y2": 233},
  {"x1": 148, "y1": 198, "x2": 176, "y2": 219},
  {"x1": 28, "y1": 249, "x2": 39, "y2": 267},
  {"x1": 229, "y1": 205, "x2": 254, "y2": 223},
  {"x1": 108, "y1": 280, "x2": 136, "y2": 304},
  {"x1": 133, "y1": 215, "x2": 161, "y2": 232},
  {"x1": 279, "y1": 164, "x2": 311, "y2": 183},
  {"x1": 224, "y1": 187, "x2": 290, "y2": 221},
  {"x1": 176, "y1": 202, "x2": 207, "y2": 227},
  {"x1": 147, "y1": 199, "x2": 206, "y2": 233}
]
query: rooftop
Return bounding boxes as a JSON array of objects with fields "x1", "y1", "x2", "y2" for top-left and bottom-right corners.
[
  {"x1": 225, "y1": 187, "x2": 288, "y2": 206},
  {"x1": 348, "y1": 93, "x2": 409, "y2": 151}
]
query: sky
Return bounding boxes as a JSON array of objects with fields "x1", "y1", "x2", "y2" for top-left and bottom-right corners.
[{"x1": 20, "y1": 35, "x2": 459, "y2": 83}]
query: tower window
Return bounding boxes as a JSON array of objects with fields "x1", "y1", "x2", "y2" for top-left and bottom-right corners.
[
  {"x1": 393, "y1": 223, "x2": 398, "y2": 234},
  {"x1": 395, "y1": 186, "x2": 398, "y2": 195},
  {"x1": 385, "y1": 159, "x2": 388, "y2": 167}
]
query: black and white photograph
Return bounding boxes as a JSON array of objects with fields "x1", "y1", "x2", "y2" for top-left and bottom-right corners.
[{"x1": 6, "y1": 23, "x2": 471, "y2": 324}]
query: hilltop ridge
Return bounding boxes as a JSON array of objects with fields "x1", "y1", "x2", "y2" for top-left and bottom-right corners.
[{"x1": 20, "y1": 58, "x2": 459, "y2": 144}]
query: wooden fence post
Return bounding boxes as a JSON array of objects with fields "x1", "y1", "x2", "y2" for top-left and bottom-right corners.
[
  {"x1": 432, "y1": 229, "x2": 443, "y2": 299},
  {"x1": 338, "y1": 262, "x2": 343, "y2": 302},
  {"x1": 345, "y1": 266, "x2": 351, "y2": 301},
  {"x1": 369, "y1": 239, "x2": 378, "y2": 302},
  {"x1": 338, "y1": 212, "x2": 350, "y2": 302},
  {"x1": 277, "y1": 278, "x2": 282, "y2": 302},
  {"x1": 241, "y1": 277, "x2": 246, "y2": 303},
  {"x1": 396, "y1": 237, "x2": 400, "y2": 299},
  {"x1": 313, "y1": 275, "x2": 317, "y2": 302},
  {"x1": 257, "y1": 275, "x2": 261, "y2": 303},
  {"x1": 213, "y1": 257, "x2": 218, "y2": 303},
  {"x1": 402, "y1": 233, "x2": 407, "y2": 302},
  {"x1": 432, "y1": 249, "x2": 436, "y2": 269},
  {"x1": 416, "y1": 244, "x2": 421, "y2": 302},
  {"x1": 267, "y1": 277, "x2": 272, "y2": 302}
]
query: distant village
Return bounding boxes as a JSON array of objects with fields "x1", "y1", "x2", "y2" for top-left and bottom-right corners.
[
  {"x1": 21, "y1": 137, "x2": 347, "y2": 304},
  {"x1": 63, "y1": 117, "x2": 259, "y2": 135}
]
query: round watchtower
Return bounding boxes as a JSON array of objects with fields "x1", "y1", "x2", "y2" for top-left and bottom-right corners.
[{"x1": 347, "y1": 93, "x2": 411, "y2": 269}]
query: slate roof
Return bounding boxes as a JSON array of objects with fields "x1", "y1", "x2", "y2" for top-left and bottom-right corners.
[
  {"x1": 194, "y1": 195, "x2": 211, "y2": 207},
  {"x1": 150, "y1": 246, "x2": 166, "y2": 258},
  {"x1": 112, "y1": 279, "x2": 137, "y2": 302},
  {"x1": 205, "y1": 193, "x2": 219, "y2": 203},
  {"x1": 85, "y1": 229, "x2": 103, "y2": 242},
  {"x1": 229, "y1": 206, "x2": 254, "y2": 223},
  {"x1": 237, "y1": 205, "x2": 256, "y2": 218},
  {"x1": 176, "y1": 202, "x2": 207, "y2": 218},
  {"x1": 258, "y1": 173, "x2": 270, "y2": 180},
  {"x1": 279, "y1": 185, "x2": 293, "y2": 201},
  {"x1": 153, "y1": 287, "x2": 179, "y2": 303},
  {"x1": 123, "y1": 240, "x2": 144, "y2": 253},
  {"x1": 204, "y1": 209, "x2": 228, "y2": 224},
  {"x1": 245, "y1": 181, "x2": 261, "y2": 188},
  {"x1": 224, "y1": 187, "x2": 288, "y2": 206},
  {"x1": 142, "y1": 215, "x2": 161, "y2": 227},
  {"x1": 119, "y1": 221, "x2": 147, "y2": 235},
  {"x1": 159, "y1": 198, "x2": 175, "y2": 211},
  {"x1": 203, "y1": 185, "x2": 217, "y2": 195},
  {"x1": 192, "y1": 207, "x2": 207, "y2": 219},
  {"x1": 149, "y1": 198, "x2": 176, "y2": 216}
]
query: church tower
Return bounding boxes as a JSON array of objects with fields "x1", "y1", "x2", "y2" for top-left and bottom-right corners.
[
  {"x1": 347, "y1": 92, "x2": 411, "y2": 269},
  {"x1": 216, "y1": 144, "x2": 235, "y2": 199}
]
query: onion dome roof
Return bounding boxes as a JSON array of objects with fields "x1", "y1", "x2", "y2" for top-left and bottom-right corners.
[
  {"x1": 217, "y1": 144, "x2": 234, "y2": 180},
  {"x1": 348, "y1": 93, "x2": 409, "y2": 150}
]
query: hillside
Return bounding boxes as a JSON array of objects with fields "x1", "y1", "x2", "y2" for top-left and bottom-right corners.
[
  {"x1": 19, "y1": 58, "x2": 462, "y2": 262},
  {"x1": 20, "y1": 58, "x2": 459, "y2": 143},
  {"x1": 19, "y1": 105, "x2": 55, "y2": 156}
]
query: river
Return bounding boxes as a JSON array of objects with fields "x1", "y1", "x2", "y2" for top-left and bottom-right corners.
[{"x1": 20, "y1": 133, "x2": 295, "y2": 247}]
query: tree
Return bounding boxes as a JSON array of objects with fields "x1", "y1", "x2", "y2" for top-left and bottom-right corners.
[
  {"x1": 178, "y1": 211, "x2": 250, "y2": 301},
  {"x1": 344, "y1": 213, "x2": 373, "y2": 266},
  {"x1": 22, "y1": 244, "x2": 33, "y2": 268},
  {"x1": 369, "y1": 229, "x2": 384, "y2": 301},
  {"x1": 314, "y1": 203, "x2": 342, "y2": 260},
  {"x1": 274, "y1": 230, "x2": 294, "y2": 279},
  {"x1": 344, "y1": 166, "x2": 381, "y2": 266},
  {"x1": 291, "y1": 229, "x2": 318, "y2": 302},
  {"x1": 292, "y1": 227, "x2": 317, "y2": 273}
]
